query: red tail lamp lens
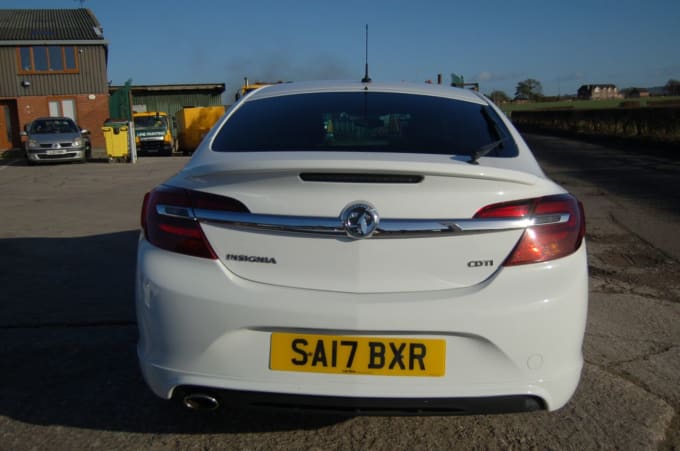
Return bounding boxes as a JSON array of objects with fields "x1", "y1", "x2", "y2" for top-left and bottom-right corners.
[
  {"x1": 141, "y1": 185, "x2": 248, "y2": 259},
  {"x1": 474, "y1": 194, "x2": 585, "y2": 266}
]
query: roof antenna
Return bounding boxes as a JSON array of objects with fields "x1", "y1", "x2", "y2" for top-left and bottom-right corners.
[{"x1": 361, "y1": 24, "x2": 372, "y2": 83}]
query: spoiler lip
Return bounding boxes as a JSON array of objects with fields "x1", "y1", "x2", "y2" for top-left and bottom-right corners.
[{"x1": 178, "y1": 151, "x2": 541, "y2": 187}]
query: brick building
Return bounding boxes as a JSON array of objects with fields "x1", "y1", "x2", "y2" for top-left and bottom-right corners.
[{"x1": 0, "y1": 9, "x2": 109, "y2": 151}]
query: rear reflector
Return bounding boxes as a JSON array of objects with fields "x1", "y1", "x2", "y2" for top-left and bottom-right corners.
[
  {"x1": 141, "y1": 185, "x2": 248, "y2": 259},
  {"x1": 474, "y1": 194, "x2": 585, "y2": 266}
]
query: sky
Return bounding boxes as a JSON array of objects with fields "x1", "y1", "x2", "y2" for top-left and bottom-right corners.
[{"x1": 6, "y1": 0, "x2": 680, "y2": 99}]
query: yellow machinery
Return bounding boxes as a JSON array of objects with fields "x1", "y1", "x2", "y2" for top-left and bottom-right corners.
[
  {"x1": 132, "y1": 111, "x2": 176, "y2": 156},
  {"x1": 175, "y1": 106, "x2": 226, "y2": 154},
  {"x1": 235, "y1": 78, "x2": 282, "y2": 101}
]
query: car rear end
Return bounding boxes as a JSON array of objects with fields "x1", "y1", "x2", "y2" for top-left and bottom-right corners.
[{"x1": 135, "y1": 82, "x2": 587, "y2": 414}]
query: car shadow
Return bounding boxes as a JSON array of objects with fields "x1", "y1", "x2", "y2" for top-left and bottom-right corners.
[
  {"x1": 0, "y1": 231, "x2": 347, "y2": 433},
  {"x1": 0, "y1": 149, "x2": 24, "y2": 165}
]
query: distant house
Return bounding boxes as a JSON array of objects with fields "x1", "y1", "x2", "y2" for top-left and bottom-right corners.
[
  {"x1": 627, "y1": 88, "x2": 650, "y2": 98},
  {"x1": 577, "y1": 84, "x2": 623, "y2": 100},
  {"x1": 0, "y1": 9, "x2": 109, "y2": 151}
]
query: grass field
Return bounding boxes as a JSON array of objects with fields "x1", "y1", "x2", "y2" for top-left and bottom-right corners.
[{"x1": 500, "y1": 96, "x2": 680, "y2": 116}]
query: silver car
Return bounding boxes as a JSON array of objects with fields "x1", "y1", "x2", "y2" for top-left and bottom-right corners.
[{"x1": 22, "y1": 117, "x2": 90, "y2": 164}]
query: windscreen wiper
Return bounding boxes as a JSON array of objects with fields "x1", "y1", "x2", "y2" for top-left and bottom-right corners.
[
  {"x1": 468, "y1": 107, "x2": 507, "y2": 165},
  {"x1": 467, "y1": 138, "x2": 506, "y2": 165}
]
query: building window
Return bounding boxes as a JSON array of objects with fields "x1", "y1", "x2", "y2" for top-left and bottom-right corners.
[
  {"x1": 17, "y1": 46, "x2": 79, "y2": 74},
  {"x1": 49, "y1": 99, "x2": 77, "y2": 122}
]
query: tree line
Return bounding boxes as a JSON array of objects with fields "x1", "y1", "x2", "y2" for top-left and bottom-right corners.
[{"x1": 486, "y1": 79, "x2": 680, "y2": 104}]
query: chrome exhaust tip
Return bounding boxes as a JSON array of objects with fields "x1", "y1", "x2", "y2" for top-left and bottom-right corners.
[{"x1": 183, "y1": 393, "x2": 220, "y2": 411}]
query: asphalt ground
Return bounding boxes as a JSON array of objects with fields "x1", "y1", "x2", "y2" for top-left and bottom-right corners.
[{"x1": 0, "y1": 136, "x2": 678, "y2": 450}]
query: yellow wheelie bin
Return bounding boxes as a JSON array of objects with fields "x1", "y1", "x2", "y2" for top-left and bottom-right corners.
[{"x1": 102, "y1": 125, "x2": 129, "y2": 162}]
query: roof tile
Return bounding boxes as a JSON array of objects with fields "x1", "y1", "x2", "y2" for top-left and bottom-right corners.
[{"x1": 0, "y1": 9, "x2": 104, "y2": 41}]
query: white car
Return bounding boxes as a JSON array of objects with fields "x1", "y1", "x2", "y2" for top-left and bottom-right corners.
[{"x1": 136, "y1": 81, "x2": 587, "y2": 414}]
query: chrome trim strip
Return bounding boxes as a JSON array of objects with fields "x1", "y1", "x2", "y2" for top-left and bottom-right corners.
[
  {"x1": 196, "y1": 209, "x2": 344, "y2": 234},
  {"x1": 178, "y1": 208, "x2": 571, "y2": 237},
  {"x1": 156, "y1": 204, "x2": 195, "y2": 219},
  {"x1": 156, "y1": 204, "x2": 570, "y2": 237}
]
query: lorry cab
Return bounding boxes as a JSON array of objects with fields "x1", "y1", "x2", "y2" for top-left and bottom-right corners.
[{"x1": 133, "y1": 112, "x2": 176, "y2": 156}]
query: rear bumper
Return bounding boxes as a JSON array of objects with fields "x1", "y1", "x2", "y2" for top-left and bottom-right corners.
[
  {"x1": 136, "y1": 239, "x2": 588, "y2": 413},
  {"x1": 172, "y1": 386, "x2": 545, "y2": 415}
]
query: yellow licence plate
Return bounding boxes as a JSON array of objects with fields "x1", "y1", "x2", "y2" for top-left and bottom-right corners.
[{"x1": 270, "y1": 333, "x2": 446, "y2": 377}]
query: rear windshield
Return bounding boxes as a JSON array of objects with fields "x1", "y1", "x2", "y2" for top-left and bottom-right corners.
[{"x1": 212, "y1": 92, "x2": 518, "y2": 158}]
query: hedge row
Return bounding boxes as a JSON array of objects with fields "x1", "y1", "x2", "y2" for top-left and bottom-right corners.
[{"x1": 511, "y1": 107, "x2": 680, "y2": 145}]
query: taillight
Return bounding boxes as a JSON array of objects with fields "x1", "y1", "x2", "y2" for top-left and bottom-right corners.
[
  {"x1": 141, "y1": 185, "x2": 248, "y2": 259},
  {"x1": 474, "y1": 194, "x2": 585, "y2": 266}
]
